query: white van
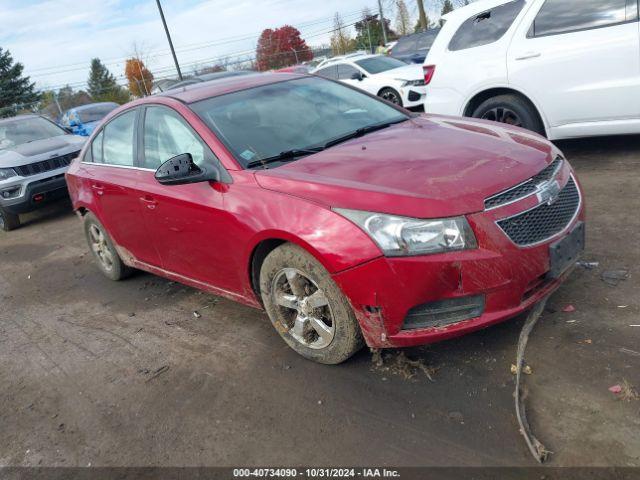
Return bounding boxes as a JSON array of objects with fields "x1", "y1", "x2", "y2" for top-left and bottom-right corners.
[{"x1": 422, "y1": 0, "x2": 640, "y2": 140}]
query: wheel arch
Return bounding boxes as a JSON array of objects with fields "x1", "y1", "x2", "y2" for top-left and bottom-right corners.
[{"x1": 463, "y1": 87, "x2": 548, "y2": 135}]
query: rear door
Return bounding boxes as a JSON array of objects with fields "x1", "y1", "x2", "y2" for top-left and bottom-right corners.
[
  {"x1": 508, "y1": 0, "x2": 640, "y2": 130},
  {"x1": 83, "y1": 108, "x2": 161, "y2": 266},
  {"x1": 134, "y1": 105, "x2": 237, "y2": 291}
]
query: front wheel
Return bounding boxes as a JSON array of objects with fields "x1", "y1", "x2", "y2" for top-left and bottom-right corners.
[
  {"x1": 0, "y1": 208, "x2": 20, "y2": 232},
  {"x1": 379, "y1": 87, "x2": 403, "y2": 107},
  {"x1": 260, "y1": 243, "x2": 364, "y2": 364},
  {"x1": 472, "y1": 94, "x2": 545, "y2": 136}
]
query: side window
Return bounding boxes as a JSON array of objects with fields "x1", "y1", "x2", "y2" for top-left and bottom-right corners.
[
  {"x1": 315, "y1": 66, "x2": 338, "y2": 79},
  {"x1": 337, "y1": 64, "x2": 360, "y2": 80},
  {"x1": 90, "y1": 130, "x2": 104, "y2": 164},
  {"x1": 532, "y1": 0, "x2": 637, "y2": 37},
  {"x1": 143, "y1": 106, "x2": 209, "y2": 169},
  {"x1": 102, "y1": 110, "x2": 136, "y2": 166},
  {"x1": 449, "y1": 0, "x2": 525, "y2": 51}
]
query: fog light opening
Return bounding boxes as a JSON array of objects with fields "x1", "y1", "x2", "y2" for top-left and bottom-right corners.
[{"x1": 402, "y1": 295, "x2": 485, "y2": 331}]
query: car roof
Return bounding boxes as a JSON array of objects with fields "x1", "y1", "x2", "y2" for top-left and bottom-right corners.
[
  {"x1": 73, "y1": 102, "x2": 119, "y2": 111},
  {"x1": 155, "y1": 72, "x2": 308, "y2": 104},
  {"x1": 0, "y1": 114, "x2": 40, "y2": 125}
]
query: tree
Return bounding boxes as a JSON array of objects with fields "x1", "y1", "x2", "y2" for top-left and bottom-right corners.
[
  {"x1": 125, "y1": 58, "x2": 154, "y2": 97},
  {"x1": 395, "y1": 0, "x2": 412, "y2": 36},
  {"x1": 256, "y1": 25, "x2": 313, "y2": 71},
  {"x1": 87, "y1": 58, "x2": 117, "y2": 98},
  {"x1": 416, "y1": 0, "x2": 429, "y2": 32},
  {"x1": 355, "y1": 9, "x2": 397, "y2": 53},
  {"x1": 414, "y1": 16, "x2": 431, "y2": 32},
  {"x1": 0, "y1": 48, "x2": 40, "y2": 117},
  {"x1": 441, "y1": 0, "x2": 455, "y2": 16},
  {"x1": 330, "y1": 13, "x2": 356, "y2": 56}
]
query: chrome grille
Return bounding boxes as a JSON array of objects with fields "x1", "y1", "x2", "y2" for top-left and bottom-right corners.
[
  {"x1": 14, "y1": 151, "x2": 79, "y2": 177},
  {"x1": 497, "y1": 177, "x2": 580, "y2": 246},
  {"x1": 484, "y1": 157, "x2": 563, "y2": 209}
]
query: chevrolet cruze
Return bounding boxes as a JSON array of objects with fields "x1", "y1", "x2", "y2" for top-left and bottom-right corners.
[{"x1": 66, "y1": 73, "x2": 585, "y2": 364}]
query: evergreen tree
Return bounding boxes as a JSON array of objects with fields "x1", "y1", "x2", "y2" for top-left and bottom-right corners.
[
  {"x1": 441, "y1": 0, "x2": 455, "y2": 16},
  {"x1": 0, "y1": 47, "x2": 40, "y2": 117},
  {"x1": 87, "y1": 58, "x2": 118, "y2": 99}
]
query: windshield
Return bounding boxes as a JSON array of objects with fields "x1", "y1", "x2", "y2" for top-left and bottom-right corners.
[
  {"x1": 77, "y1": 104, "x2": 118, "y2": 123},
  {"x1": 0, "y1": 117, "x2": 66, "y2": 150},
  {"x1": 190, "y1": 77, "x2": 408, "y2": 168},
  {"x1": 355, "y1": 56, "x2": 408, "y2": 74}
]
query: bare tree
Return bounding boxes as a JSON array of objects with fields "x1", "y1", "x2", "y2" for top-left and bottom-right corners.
[{"x1": 395, "y1": 0, "x2": 412, "y2": 36}]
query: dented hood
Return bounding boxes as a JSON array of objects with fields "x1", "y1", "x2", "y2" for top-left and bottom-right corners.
[{"x1": 255, "y1": 115, "x2": 556, "y2": 218}]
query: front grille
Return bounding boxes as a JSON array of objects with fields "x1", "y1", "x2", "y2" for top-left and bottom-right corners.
[
  {"x1": 14, "y1": 151, "x2": 79, "y2": 177},
  {"x1": 484, "y1": 157, "x2": 563, "y2": 209},
  {"x1": 497, "y1": 177, "x2": 580, "y2": 246}
]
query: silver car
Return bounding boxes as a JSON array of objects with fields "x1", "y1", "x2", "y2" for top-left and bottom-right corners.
[{"x1": 0, "y1": 115, "x2": 85, "y2": 231}]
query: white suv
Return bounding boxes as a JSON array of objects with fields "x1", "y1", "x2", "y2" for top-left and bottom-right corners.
[
  {"x1": 312, "y1": 53, "x2": 426, "y2": 108},
  {"x1": 423, "y1": 0, "x2": 640, "y2": 140}
]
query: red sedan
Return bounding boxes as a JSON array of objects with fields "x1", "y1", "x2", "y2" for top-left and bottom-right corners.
[{"x1": 66, "y1": 73, "x2": 585, "y2": 364}]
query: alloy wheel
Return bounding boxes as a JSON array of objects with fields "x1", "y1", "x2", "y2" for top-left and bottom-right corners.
[
  {"x1": 271, "y1": 268, "x2": 335, "y2": 350},
  {"x1": 89, "y1": 224, "x2": 114, "y2": 272},
  {"x1": 481, "y1": 107, "x2": 523, "y2": 127},
  {"x1": 381, "y1": 90, "x2": 401, "y2": 105}
]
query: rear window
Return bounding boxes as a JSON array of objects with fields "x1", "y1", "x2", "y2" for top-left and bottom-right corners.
[
  {"x1": 532, "y1": 0, "x2": 638, "y2": 37},
  {"x1": 415, "y1": 29, "x2": 440, "y2": 50},
  {"x1": 448, "y1": 0, "x2": 525, "y2": 51},
  {"x1": 393, "y1": 36, "x2": 418, "y2": 55}
]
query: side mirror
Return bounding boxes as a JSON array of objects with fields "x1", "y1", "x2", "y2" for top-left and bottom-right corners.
[
  {"x1": 351, "y1": 72, "x2": 364, "y2": 81},
  {"x1": 155, "y1": 153, "x2": 220, "y2": 186}
]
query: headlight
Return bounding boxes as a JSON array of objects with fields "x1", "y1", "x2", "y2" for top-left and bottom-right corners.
[
  {"x1": 396, "y1": 79, "x2": 426, "y2": 87},
  {"x1": 334, "y1": 208, "x2": 477, "y2": 257},
  {"x1": 0, "y1": 168, "x2": 17, "y2": 181}
]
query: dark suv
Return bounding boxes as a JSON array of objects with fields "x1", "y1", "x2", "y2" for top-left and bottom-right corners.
[
  {"x1": 0, "y1": 115, "x2": 85, "y2": 231},
  {"x1": 390, "y1": 29, "x2": 441, "y2": 64}
]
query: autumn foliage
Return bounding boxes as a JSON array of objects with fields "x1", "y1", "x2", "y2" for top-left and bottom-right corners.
[
  {"x1": 256, "y1": 25, "x2": 312, "y2": 71},
  {"x1": 125, "y1": 58, "x2": 154, "y2": 97}
]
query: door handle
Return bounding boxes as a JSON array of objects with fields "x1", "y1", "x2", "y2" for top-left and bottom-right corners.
[
  {"x1": 515, "y1": 52, "x2": 541, "y2": 61},
  {"x1": 140, "y1": 195, "x2": 158, "y2": 210}
]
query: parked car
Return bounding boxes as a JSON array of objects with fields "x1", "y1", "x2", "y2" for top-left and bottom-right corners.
[
  {"x1": 66, "y1": 73, "x2": 585, "y2": 364},
  {"x1": 163, "y1": 70, "x2": 253, "y2": 91},
  {"x1": 0, "y1": 115, "x2": 85, "y2": 231},
  {"x1": 390, "y1": 29, "x2": 440, "y2": 64},
  {"x1": 59, "y1": 102, "x2": 119, "y2": 136},
  {"x1": 422, "y1": 0, "x2": 640, "y2": 139},
  {"x1": 275, "y1": 65, "x2": 311, "y2": 74},
  {"x1": 312, "y1": 53, "x2": 426, "y2": 108}
]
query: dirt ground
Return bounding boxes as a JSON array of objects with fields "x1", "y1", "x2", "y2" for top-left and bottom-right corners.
[{"x1": 0, "y1": 135, "x2": 639, "y2": 467}]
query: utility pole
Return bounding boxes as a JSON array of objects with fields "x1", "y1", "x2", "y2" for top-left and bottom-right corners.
[
  {"x1": 155, "y1": 0, "x2": 183, "y2": 80},
  {"x1": 377, "y1": 0, "x2": 388, "y2": 44},
  {"x1": 291, "y1": 48, "x2": 299, "y2": 64},
  {"x1": 366, "y1": 18, "x2": 373, "y2": 54},
  {"x1": 416, "y1": 0, "x2": 428, "y2": 31}
]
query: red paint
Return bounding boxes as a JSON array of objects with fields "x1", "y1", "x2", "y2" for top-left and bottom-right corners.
[{"x1": 66, "y1": 73, "x2": 586, "y2": 349}]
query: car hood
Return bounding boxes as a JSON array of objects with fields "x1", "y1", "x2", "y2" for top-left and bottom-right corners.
[
  {"x1": 373, "y1": 63, "x2": 423, "y2": 81},
  {"x1": 0, "y1": 135, "x2": 86, "y2": 168},
  {"x1": 255, "y1": 115, "x2": 556, "y2": 218}
]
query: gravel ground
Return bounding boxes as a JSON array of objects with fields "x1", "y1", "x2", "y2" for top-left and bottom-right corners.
[{"x1": 0, "y1": 135, "x2": 638, "y2": 467}]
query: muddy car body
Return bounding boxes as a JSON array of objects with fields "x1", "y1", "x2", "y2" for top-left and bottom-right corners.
[{"x1": 66, "y1": 73, "x2": 585, "y2": 363}]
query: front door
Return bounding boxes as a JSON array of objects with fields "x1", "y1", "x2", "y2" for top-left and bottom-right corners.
[
  {"x1": 508, "y1": 0, "x2": 640, "y2": 128},
  {"x1": 134, "y1": 105, "x2": 237, "y2": 293}
]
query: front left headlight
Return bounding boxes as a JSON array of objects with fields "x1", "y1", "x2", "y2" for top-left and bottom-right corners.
[
  {"x1": 396, "y1": 79, "x2": 426, "y2": 87},
  {"x1": 0, "y1": 168, "x2": 17, "y2": 181},
  {"x1": 334, "y1": 208, "x2": 477, "y2": 257}
]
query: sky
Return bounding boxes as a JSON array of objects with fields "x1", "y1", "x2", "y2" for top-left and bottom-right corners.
[{"x1": 0, "y1": 0, "x2": 441, "y2": 92}]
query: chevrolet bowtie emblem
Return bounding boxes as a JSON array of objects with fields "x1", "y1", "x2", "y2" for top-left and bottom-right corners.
[{"x1": 537, "y1": 180, "x2": 561, "y2": 206}]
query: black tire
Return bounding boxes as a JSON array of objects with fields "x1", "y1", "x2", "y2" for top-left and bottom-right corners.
[
  {"x1": 260, "y1": 243, "x2": 364, "y2": 364},
  {"x1": 379, "y1": 87, "x2": 403, "y2": 107},
  {"x1": 472, "y1": 94, "x2": 545, "y2": 136},
  {"x1": 0, "y1": 208, "x2": 20, "y2": 232},
  {"x1": 83, "y1": 212, "x2": 132, "y2": 281}
]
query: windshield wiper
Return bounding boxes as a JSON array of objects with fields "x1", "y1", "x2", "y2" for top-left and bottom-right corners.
[
  {"x1": 246, "y1": 147, "x2": 324, "y2": 169},
  {"x1": 323, "y1": 118, "x2": 408, "y2": 149}
]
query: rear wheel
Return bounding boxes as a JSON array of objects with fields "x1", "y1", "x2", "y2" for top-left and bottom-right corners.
[
  {"x1": 0, "y1": 208, "x2": 20, "y2": 232},
  {"x1": 472, "y1": 94, "x2": 545, "y2": 136},
  {"x1": 379, "y1": 87, "x2": 403, "y2": 107},
  {"x1": 260, "y1": 243, "x2": 364, "y2": 364},
  {"x1": 83, "y1": 213, "x2": 132, "y2": 281}
]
